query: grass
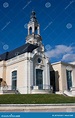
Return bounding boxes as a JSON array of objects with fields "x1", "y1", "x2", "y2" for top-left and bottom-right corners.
[{"x1": 0, "y1": 94, "x2": 75, "y2": 104}]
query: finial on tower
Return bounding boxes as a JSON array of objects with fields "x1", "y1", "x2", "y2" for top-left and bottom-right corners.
[{"x1": 30, "y1": 11, "x2": 37, "y2": 22}]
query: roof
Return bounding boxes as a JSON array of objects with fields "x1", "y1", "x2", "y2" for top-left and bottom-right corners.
[
  {"x1": 51, "y1": 61, "x2": 75, "y2": 67},
  {"x1": 0, "y1": 43, "x2": 38, "y2": 61},
  {"x1": 70, "y1": 62, "x2": 75, "y2": 65}
]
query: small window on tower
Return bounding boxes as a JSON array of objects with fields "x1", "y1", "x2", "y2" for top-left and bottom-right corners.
[
  {"x1": 29, "y1": 27, "x2": 32, "y2": 35},
  {"x1": 35, "y1": 27, "x2": 37, "y2": 34}
]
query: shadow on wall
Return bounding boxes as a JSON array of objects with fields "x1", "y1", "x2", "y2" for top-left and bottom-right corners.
[
  {"x1": 50, "y1": 65, "x2": 60, "y2": 93},
  {"x1": 55, "y1": 71, "x2": 60, "y2": 92}
]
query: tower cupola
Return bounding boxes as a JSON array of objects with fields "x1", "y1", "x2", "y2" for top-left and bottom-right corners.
[
  {"x1": 28, "y1": 11, "x2": 40, "y2": 35},
  {"x1": 26, "y1": 11, "x2": 42, "y2": 46}
]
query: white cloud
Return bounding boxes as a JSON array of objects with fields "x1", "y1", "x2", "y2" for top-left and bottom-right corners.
[
  {"x1": 45, "y1": 44, "x2": 75, "y2": 62},
  {"x1": 62, "y1": 54, "x2": 75, "y2": 62}
]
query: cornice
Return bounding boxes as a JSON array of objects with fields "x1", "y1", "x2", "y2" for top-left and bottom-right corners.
[{"x1": 6, "y1": 53, "x2": 33, "y2": 66}]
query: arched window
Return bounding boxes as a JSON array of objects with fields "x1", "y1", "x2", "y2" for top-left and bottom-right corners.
[
  {"x1": 66, "y1": 70, "x2": 72, "y2": 90},
  {"x1": 29, "y1": 27, "x2": 32, "y2": 35},
  {"x1": 12, "y1": 70, "x2": 17, "y2": 90},
  {"x1": 35, "y1": 27, "x2": 38, "y2": 34}
]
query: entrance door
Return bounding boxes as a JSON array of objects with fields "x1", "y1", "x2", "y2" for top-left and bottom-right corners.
[
  {"x1": 12, "y1": 71, "x2": 17, "y2": 90},
  {"x1": 36, "y1": 69, "x2": 43, "y2": 89}
]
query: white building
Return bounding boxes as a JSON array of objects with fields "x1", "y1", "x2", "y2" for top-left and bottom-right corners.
[
  {"x1": 51, "y1": 61, "x2": 75, "y2": 96},
  {"x1": 0, "y1": 11, "x2": 50, "y2": 94},
  {"x1": 0, "y1": 11, "x2": 75, "y2": 96}
]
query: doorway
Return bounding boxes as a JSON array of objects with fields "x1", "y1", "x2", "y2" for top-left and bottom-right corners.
[{"x1": 36, "y1": 69, "x2": 43, "y2": 89}]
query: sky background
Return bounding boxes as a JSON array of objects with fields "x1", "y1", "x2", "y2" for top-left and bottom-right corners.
[{"x1": 0, "y1": 0, "x2": 75, "y2": 63}]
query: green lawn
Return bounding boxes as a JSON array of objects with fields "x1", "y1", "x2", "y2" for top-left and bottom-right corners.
[{"x1": 0, "y1": 94, "x2": 75, "y2": 104}]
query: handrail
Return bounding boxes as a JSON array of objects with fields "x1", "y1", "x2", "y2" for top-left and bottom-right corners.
[{"x1": 0, "y1": 85, "x2": 53, "y2": 91}]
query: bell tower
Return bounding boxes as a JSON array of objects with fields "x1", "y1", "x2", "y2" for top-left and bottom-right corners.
[
  {"x1": 28, "y1": 11, "x2": 40, "y2": 35},
  {"x1": 26, "y1": 11, "x2": 42, "y2": 46}
]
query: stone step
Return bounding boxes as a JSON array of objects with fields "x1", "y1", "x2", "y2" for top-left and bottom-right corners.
[
  {"x1": 64, "y1": 90, "x2": 73, "y2": 97},
  {"x1": 31, "y1": 89, "x2": 51, "y2": 94},
  {"x1": 3, "y1": 90, "x2": 19, "y2": 94}
]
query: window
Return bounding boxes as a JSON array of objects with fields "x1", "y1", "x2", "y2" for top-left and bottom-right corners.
[
  {"x1": 35, "y1": 27, "x2": 38, "y2": 34},
  {"x1": 36, "y1": 69, "x2": 43, "y2": 89},
  {"x1": 12, "y1": 70, "x2": 17, "y2": 90},
  {"x1": 37, "y1": 58, "x2": 41, "y2": 63},
  {"x1": 29, "y1": 27, "x2": 32, "y2": 35},
  {"x1": 66, "y1": 70, "x2": 72, "y2": 90}
]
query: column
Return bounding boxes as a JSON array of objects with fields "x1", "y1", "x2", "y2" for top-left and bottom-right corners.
[{"x1": 27, "y1": 54, "x2": 33, "y2": 94}]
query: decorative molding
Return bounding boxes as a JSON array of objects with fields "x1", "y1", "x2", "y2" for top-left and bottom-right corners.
[
  {"x1": 66, "y1": 66, "x2": 73, "y2": 71},
  {"x1": 5, "y1": 53, "x2": 33, "y2": 66}
]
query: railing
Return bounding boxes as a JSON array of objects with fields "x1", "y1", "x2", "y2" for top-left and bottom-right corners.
[
  {"x1": 0, "y1": 85, "x2": 53, "y2": 92},
  {"x1": 31, "y1": 85, "x2": 53, "y2": 90}
]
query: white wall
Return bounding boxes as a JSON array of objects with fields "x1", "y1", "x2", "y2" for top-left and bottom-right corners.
[{"x1": 52, "y1": 62, "x2": 75, "y2": 94}]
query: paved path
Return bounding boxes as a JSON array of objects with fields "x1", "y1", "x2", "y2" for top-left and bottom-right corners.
[{"x1": 0, "y1": 104, "x2": 75, "y2": 112}]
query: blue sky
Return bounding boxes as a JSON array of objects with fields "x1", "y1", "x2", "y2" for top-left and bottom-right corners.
[{"x1": 0, "y1": 0, "x2": 75, "y2": 63}]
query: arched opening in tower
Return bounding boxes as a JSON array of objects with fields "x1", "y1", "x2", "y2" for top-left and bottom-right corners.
[
  {"x1": 35, "y1": 27, "x2": 38, "y2": 35},
  {"x1": 29, "y1": 27, "x2": 32, "y2": 35}
]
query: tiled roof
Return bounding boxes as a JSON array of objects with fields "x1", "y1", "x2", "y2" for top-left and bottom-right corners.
[{"x1": 0, "y1": 43, "x2": 38, "y2": 61}]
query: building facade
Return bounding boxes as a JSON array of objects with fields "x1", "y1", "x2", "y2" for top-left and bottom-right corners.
[
  {"x1": 51, "y1": 62, "x2": 75, "y2": 96},
  {"x1": 0, "y1": 11, "x2": 75, "y2": 96},
  {"x1": 0, "y1": 11, "x2": 50, "y2": 94}
]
